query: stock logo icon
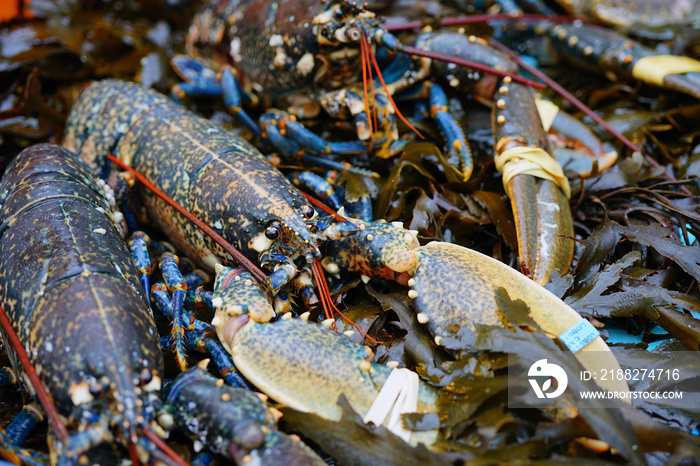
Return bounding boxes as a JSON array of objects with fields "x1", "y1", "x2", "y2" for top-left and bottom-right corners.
[{"x1": 528, "y1": 359, "x2": 568, "y2": 399}]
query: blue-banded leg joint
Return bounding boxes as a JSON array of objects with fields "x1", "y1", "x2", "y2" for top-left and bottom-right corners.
[
  {"x1": 220, "y1": 67, "x2": 262, "y2": 139},
  {"x1": 289, "y1": 171, "x2": 342, "y2": 211},
  {"x1": 0, "y1": 367, "x2": 17, "y2": 386},
  {"x1": 4, "y1": 404, "x2": 42, "y2": 446}
]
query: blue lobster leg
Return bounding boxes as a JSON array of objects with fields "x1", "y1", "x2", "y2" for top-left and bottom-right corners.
[
  {"x1": 0, "y1": 404, "x2": 49, "y2": 465},
  {"x1": 0, "y1": 427, "x2": 48, "y2": 466},
  {"x1": 171, "y1": 55, "x2": 222, "y2": 99},
  {"x1": 220, "y1": 66, "x2": 263, "y2": 139},
  {"x1": 397, "y1": 81, "x2": 473, "y2": 180},
  {"x1": 160, "y1": 330, "x2": 253, "y2": 390},
  {"x1": 0, "y1": 367, "x2": 16, "y2": 386},
  {"x1": 202, "y1": 336, "x2": 255, "y2": 390},
  {"x1": 260, "y1": 112, "x2": 380, "y2": 178},
  {"x1": 152, "y1": 287, "x2": 212, "y2": 333},
  {"x1": 182, "y1": 270, "x2": 210, "y2": 290},
  {"x1": 288, "y1": 171, "x2": 343, "y2": 211},
  {"x1": 173, "y1": 82, "x2": 223, "y2": 101},
  {"x1": 171, "y1": 55, "x2": 226, "y2": 107},
  {"x1": 4, "y1": 404, "x2": 42, "y2": 447},
  {"x1": 171, "y1": 56, "x2": 262, "y2": 138},
  {"x1": 428, "y1": 82, "x2": 473, "y2": 181},
  {"x1": 156, "y1": 286, "x2": 255, "y2": 385},
  {"x1": 129, "y1": 231, "x2": 153, "y2": 305},
  {"x1": 191, "y1": 452, "x2": 216, "y2": 466},
  {"x1": 158, "y1": 252, "x2": 193, "y2": 370},
  {"x1": 184, "y1": 285, "x2": 214, "y2": 310}
]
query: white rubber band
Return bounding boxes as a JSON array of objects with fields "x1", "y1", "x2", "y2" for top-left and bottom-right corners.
[
  {"x1": 535, "y1": 98, "x2": 559, "y2": 133},
  {"x1": 363, "y1": 368, "x2": 419, "y2": 442}
]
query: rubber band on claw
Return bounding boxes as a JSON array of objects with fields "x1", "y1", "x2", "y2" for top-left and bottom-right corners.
[{"x1": 495, "y1": 146, "x2": 571, "y2": 199}]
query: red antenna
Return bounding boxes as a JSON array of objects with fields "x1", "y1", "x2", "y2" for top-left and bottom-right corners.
[{"x1": 0, "y1": 304, "x2": 69, "y2": 443}]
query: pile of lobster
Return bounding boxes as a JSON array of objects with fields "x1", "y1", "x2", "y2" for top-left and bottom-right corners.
[{"x1": 1, "y1": 0, "x2": 699, "y2": 464}]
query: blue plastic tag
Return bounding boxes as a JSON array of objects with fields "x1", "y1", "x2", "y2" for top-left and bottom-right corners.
[{"x1": 559, "y1": 319, "x2": 599, "y2": 353}]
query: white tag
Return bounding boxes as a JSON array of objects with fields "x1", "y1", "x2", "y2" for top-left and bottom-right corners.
[{"x1": 559, "y1": 319, "x2": 599, "y2": 353}]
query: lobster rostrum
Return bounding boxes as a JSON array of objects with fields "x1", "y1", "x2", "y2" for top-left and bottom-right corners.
[
  {"x1": 0, "y1": 144, "x2": 166, "y2": 463},
  {"x1": 63, "y1": 79, "x2": 361, "y2": 368}
]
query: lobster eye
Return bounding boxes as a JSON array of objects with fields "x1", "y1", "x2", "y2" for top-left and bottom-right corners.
[
  {"x1": 301, "y1": 205, "x2": 315, "y2": 219},
  {"x1": 89, "y1": 382, "x2": 103, "y2": 396},
  {"x1": 333, "y1": 5, "x2": 344, "y2": 19},
  {"x1": 140, "y1": 368, "x2": 153, "y2": 385},
  {"x1": 265, "y1": 224, "x2": 281, "y2": 240}
]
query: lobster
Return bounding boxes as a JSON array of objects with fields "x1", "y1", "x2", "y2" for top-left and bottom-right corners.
[
  {"x1": 177, "y1": 0, "x2": 580, "y2": 284},
  {"x1": 162, "y1": 359, "x2": 327, "y2": 464},
  {"x1": 0, "y1": 144, "x2": 166, "y2": 463},
  {"x1": 173, "y1": 0, "x2": 547, "y2": 175},
  {"x1": 63, "y1": 79, "x2": 357, "y2": 369}
]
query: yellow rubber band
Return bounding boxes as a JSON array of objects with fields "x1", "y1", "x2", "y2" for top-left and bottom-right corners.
[
  {"x1": 632, "y1": 55, "x2": 700, "y2": 87},
  {"x1": 535, "y1": 98, "x2": 559, "y2": 132},
  {"x1": 495, "y1": 146, "x2": 571, "y2": 199}
]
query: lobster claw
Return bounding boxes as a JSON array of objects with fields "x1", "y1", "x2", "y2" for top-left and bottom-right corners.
[
  {"x1": 493, "y1": 79, "x2": 574, "y2": 285},
  {"x1": 504, "y1": 171, "x2": 574, "y2": 285}
]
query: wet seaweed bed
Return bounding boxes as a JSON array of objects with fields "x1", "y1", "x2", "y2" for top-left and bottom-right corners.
[{"x1": 1, "y1": 0, "x2": 700, "y2": 464}]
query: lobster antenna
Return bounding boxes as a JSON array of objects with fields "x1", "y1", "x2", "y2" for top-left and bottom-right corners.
[
  {"x1": 310, "y1": 261, "x2": 381, "y2": 344},
  {"x1": 107, "y1": 155, "x2": 269, "y2": 285},
  {"x1": 363, "y1": 35, "x2": 379, "y2": 132},
  {"x1": 360, "y1": 34, "x2": 374, "y2": 135},
  {"x1": 127, "y1": 439, "x2": 140, "y2": 466},
  {"x1": 0, "y1": 303, "x2": 69, "y2": 443},
  {"x1": 362, "y1": 32, "x2": 424, "y2": 139}
]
